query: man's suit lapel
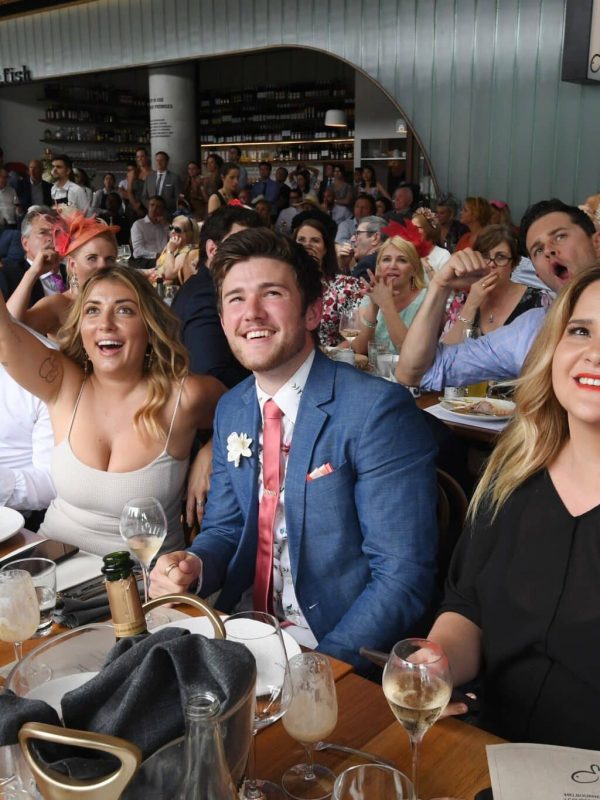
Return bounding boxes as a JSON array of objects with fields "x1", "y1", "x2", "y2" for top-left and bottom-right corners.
[
  {"x1": 285, "y1": 351, "x2": 334, "y2": 579},
  {"x1": 232, "y1": 380, "x2": 261, "y2": 509}
]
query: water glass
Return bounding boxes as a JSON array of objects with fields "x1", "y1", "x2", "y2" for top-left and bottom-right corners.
[
  {"x1": 333, "y1": 764, "x2": 415, "y2": 799},
  {"x1": 367, "y1": 340, "x2": 386, "y2": 371},
  {"x1": 1, "y1": 559, "x2": 56, "y2": 637},
  {"x1": 376, "y1": 353, "x2": 399, "y2": 380}
]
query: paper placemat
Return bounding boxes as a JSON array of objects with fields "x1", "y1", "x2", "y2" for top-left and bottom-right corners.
[
  {"x1": 488, "y1": 742, "x2": 600, "y2": 799},
  {"x1": 425, "y1": 402, "x2": 511, "y2": 432}
]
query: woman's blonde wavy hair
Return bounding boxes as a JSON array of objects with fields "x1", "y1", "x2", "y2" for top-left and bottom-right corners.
[
  {"x1": 56, "y1": 266, "x2": 189, "y2": 442},
  {"x1": 469, "y1": 265, "x2": 600, "y2": 521},
  {"x1": 376, "y1": 236, "x2": 427, "y2": 290}
]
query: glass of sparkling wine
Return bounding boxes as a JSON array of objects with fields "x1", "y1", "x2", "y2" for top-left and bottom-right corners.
[
  {"x1": 382, "y1": 639, "x2": 452, "y2": 799},
  {"x1": 339, "y1": 308, "x2": 361, "y2": 346},
  {"x1": 0, "y1": 570, "x2": 40, "y2": 661},
  {"x1": 224, "y1": 611, "x2": 292, "y2": 800},
  {"x1": 282, "y1": 653, "x2": 338, "y2": 800},
  {"x1": 119, "y1": 496, "x2": 167, "y2": 611}
]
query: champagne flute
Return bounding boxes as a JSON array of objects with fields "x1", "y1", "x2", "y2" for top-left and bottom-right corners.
[
  {"x1": 282, "y1": 653, "x2": 338, "y2": 799},
  {"x1": 224, "y1": 611, "x2": 292, "y2": 800},
  {"x1": 338, "y1": 308, "x2": 361, "y2": 346},
  {"x1": 383, "y1": 639, "x2": 452, "y2": 799},
  {"x1": 0, "y1": 570, "x2": 40, "y2": 662},
  {"x1": 120, "y1": 497, "x2": 167, "y2": 623}
]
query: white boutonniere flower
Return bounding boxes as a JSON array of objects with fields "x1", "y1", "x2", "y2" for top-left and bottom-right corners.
[{"x1": 227, "y1": 432, "x2": 253, "y2": 467}]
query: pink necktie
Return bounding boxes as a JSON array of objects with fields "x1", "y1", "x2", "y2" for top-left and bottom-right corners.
[{"x1": 253, "y1": 399, "x2": 283, "y2": 614}]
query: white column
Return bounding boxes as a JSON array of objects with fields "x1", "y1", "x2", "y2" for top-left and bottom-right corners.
[{"x1": 148, "y1": 63, "x2": 196, "y2": 179}]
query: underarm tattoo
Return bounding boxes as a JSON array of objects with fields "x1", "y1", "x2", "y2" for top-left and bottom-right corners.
[{"x1": 39, "y1": 355, "x2": 61, "y2": 384}]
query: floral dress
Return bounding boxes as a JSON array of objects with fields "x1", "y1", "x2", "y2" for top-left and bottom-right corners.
[{"x1": 319, "y1": 274, "x2": 364, "y2": 348}]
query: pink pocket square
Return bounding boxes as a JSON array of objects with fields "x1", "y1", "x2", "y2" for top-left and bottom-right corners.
[{"x1": 307, "y1": 463, "x2": 334, "y2": 481}]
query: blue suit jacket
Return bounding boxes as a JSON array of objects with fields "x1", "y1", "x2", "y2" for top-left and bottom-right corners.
[{"x1": 190, "y1": 350, "x2": 438, "y2": 669}]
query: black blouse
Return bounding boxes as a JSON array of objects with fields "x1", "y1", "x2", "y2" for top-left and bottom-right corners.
[{"x1": 441, "y1": 470, "x2": 600, "y2": 748}]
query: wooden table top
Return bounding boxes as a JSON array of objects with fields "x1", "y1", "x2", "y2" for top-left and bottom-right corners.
[
  {"x1": 257, "y1": 671, "x2": 503, "y2": 799},
  {"x1": 1, "y1": 534, "x2": 502, "y2": 798}
]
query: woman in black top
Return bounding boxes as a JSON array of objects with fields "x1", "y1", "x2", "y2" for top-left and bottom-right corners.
[
  {"x1": 430, "y1": 264, "x2": 600, "y2": 748},
  {"x1": 207, "y1": 162, "x2": 239, "y2": 215}
]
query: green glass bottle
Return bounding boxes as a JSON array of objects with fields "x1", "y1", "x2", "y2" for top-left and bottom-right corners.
[{"x1": 102, "y1": 551, "x2": 147, "y2": 639}]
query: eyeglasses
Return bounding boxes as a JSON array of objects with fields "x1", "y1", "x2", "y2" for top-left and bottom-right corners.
[
  {"x1": 352, "y1": 229, "x2": 375, "y2": 239},
  {"x1": 482, "y1": 252, "x2": 512, "y2": 267},
  {"x1": 169, "y1": 225, "x2": 186, "y2": 233}
]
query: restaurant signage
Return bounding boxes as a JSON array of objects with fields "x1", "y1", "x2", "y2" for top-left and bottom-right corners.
[
  {"x1": 562, "y1": 0, "x2": 600, "y2": 84},
  {"x1": 0, "y1": 64, "x2": 32, "y2": 85}
]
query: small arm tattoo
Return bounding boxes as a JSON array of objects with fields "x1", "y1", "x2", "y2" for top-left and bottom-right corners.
[{"x1": 39, "y1": 355, "x2": 61, "y2": 384}]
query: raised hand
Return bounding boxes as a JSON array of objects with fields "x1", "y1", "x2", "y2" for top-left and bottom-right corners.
[{"x1": 434, "y1": 248, "x2": 490, "y2": 291}]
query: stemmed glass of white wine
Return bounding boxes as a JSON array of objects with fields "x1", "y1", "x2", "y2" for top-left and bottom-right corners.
[
  {"x1": 383, "y1": 639, "x2": 452, "y2": 799},
  {"x1": 338, "y1": 308, "x2": 362, "y2": 347},
  {"x1": 0, "y1": 570, "x2": 40, "y2": 662},
  {"x1": 282, "y1": 652, "x2": 338, "y2": 799},
  {"x1": 119, "y1": 497, "x2": 167, "y2": 622}
]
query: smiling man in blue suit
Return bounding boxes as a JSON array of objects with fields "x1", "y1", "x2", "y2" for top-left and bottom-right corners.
[{"x1": 151, "y1": 228, "x2": 438, "y2": 669}]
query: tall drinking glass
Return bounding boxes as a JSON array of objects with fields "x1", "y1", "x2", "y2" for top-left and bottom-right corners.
[
  {"x1": 224, "y1": 611, "x2": 292, "y2": 800},
  {"x1": 333, "y1": 764, "x2": 414, "y2": 799},
  {"x1": 0, "y1": 570, "x2": 40, "y2": 662},
  {"x1": 382, "y1": 639, "x2": 452, "y2": 799},
  {"x1": 282, "y1": 652, "x2": 338, "y2": 799}
]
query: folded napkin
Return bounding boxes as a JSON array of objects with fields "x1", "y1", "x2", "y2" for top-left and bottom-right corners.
[
  {"x1": 52, "y1": 594, "x2": 111, "y2": 628},
  {"x1": 0, "y1": 627, "x2": 256, "y2": 780}
]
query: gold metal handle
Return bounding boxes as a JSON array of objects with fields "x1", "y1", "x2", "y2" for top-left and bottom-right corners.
[
  {"x1": 142, "y1": 593, "x2": 226, "y2": 639},
  {"x1": 18, "y1": 722, "x2": 141, "y2": 800}
]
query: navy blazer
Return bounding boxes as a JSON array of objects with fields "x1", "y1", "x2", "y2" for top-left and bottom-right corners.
[
  {"x1": 16, "y1": 178, "x2": 53, "y2": 211},
  {"x1": 172, "y1": 266, "x2": 249, "y2": 388},
  {"x1": 190, "y1": 350, "x2": 438, "y2": 669}
]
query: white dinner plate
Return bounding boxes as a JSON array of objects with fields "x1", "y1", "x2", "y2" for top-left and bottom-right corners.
[
  {"x1": 152, "y1": 615, "x2": 302, "y2": 662},
  {"x1": 25, "y1": 672, "x2": 98, "y2": 715},
  {"x1": 0, "y1": 507, "x2": 25, "y2": 543},
  {"x1": 440, "y1": 397, "x2": 515, "y2": 423}
]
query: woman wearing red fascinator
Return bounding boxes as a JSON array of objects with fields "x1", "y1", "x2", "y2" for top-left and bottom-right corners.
[
  {"x1": 7, "y1": 207, "x2": 120, "y2": 338},
  {"x1": 352, "y1": 219, "x2": 431, "y2": 356}
]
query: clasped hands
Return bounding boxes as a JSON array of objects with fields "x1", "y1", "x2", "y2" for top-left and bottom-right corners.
[{"x1": 363, "y1": 269, "x2": 397, "y2": 312}]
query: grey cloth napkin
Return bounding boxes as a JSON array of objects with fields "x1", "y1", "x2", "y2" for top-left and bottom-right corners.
[
  {"x1": 0, "y1": 627, "x2": 256, "y2": 779},
  {"x1": 52, "y1": 595, "x2": 111, "y2": 628}
]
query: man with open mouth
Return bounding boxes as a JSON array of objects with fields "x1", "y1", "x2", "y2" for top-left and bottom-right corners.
[{"x1": 395, "y1": 198, "x2": 600, "y2": 391}]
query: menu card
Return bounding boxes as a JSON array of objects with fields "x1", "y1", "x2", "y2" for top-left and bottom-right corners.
[{"x1": 488, "y1": 743, "x2": 600, "y2": 799}]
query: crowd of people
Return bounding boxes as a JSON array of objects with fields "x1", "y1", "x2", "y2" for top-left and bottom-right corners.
[{"x1": 2, "y1": 139, "x2": 600, "y2": 749}]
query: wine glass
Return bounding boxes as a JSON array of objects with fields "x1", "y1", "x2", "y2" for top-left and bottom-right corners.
[
  {"x1": 117, "y1": 244, "x2": 131, "y2": 265},
  {"x1": 383, "y1": 639, "x2": 452, "y2": 799},
  {"x1": 119, "y1": 497, "x2": 167, "y2": 623},
  {"x1": 338, "y1": 307, "x2": 361, "y2": 346},
  {"x1": 224, "y1": 611, "x2": 292, "y2": 800},
  {"x1": 333, "y1": 764, "x2": 414, "y2": 799},
  {"x1": 0, "y1": 570, "x2": 40, "y2": 662},
  {"x1": 282, "y1": 653, "x2": 338, "y2": 799}
]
